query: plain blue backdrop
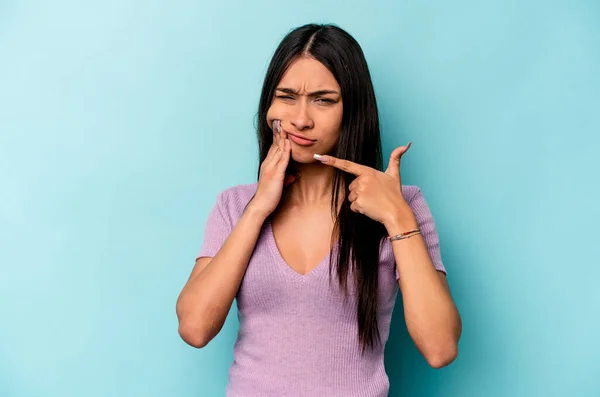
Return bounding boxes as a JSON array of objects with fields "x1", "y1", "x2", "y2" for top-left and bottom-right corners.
[{"x1": 1, "y1": 1, "x2": 599, "y2": 396}]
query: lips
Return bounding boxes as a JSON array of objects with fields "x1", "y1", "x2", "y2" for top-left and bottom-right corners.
[{"x1": 284, "y1": 129, "x2": 317, "y2": 146}]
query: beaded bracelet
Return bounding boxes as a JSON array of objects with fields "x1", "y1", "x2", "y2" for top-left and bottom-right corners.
[{"x1": 388, "y1": 228, "x2": 421, "y2": 242}]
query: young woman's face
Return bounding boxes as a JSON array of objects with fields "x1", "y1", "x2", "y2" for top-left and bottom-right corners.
[{"x1": 266, "y1": 57, "x2": 343, "y2": 163}]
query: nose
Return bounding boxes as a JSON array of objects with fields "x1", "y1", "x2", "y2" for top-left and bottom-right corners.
[{"x1": 289, "y1": 101, "x2": 314, "y2": 131}]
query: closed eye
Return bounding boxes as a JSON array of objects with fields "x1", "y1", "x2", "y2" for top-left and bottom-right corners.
[
  {"x1": 276, "y1": 95, "x2": 295, "y2": 100},
  {"x1": 316, "y1": 98, "x2": 335, "y2": 104}
]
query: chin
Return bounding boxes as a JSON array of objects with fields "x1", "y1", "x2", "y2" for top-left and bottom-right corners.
[
  {"x1": 290, "y1": 149, "x2": 317, "y2": 164},
  {"x1": 291, "y1": 153, "x2": 313, "y2": 164}
]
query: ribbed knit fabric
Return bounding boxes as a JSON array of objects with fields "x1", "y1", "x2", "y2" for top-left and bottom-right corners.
[{"x1": 197, "y1": 183, "x2": 446, "y2": 397}]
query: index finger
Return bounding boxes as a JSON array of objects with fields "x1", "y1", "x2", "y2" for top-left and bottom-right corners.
[{"x1": 313, "y1": 154, "x2": 372, "y2": 176}]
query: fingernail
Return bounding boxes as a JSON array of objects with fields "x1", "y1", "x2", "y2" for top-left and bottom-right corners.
[
  {"x1": 273, "y1": 120, "x2": 281, "y2": 133},
  {"x1": 313, "y1": 154, "x2": 328, "y2": 163}
]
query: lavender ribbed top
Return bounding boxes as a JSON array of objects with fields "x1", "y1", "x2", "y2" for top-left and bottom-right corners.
[{"x1": 197, "y1": 183, "x2": 446, "y2": 397}]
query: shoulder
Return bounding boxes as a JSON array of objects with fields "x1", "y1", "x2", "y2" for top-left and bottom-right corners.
[
  {"x1": 202, "y1": 183, "x2": 258, "y2": 231},
  {"x1": 401, "y1": 184, "x2": 424, "y2": 204},
  {"x1": 217, "y1": 182, "x2": 258, "y2": 202},
  {"x1": 401, "y1": 184, "x2": 436, "y2": 223},
  {"x1": 213, "y1": 182, "x2": 258, "y2": 217}
]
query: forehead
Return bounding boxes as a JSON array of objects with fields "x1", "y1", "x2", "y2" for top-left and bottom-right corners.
[{"x1": 279, "y1": 57, "x2": 340, "y2": 90}]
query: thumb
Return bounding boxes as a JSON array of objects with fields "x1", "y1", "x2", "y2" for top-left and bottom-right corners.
[{"x1": 385, "y1": 142, "x2": 411, "y2": 177}]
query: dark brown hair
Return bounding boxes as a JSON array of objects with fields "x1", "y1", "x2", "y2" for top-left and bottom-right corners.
[{"x1": 256, "y1": 23, "x2": 387, "y2": 353}]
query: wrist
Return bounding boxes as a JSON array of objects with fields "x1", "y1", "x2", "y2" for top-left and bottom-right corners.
[
  {"x1": 245, "y1": 200, "x2": 272, "y2": 223},
  {"x1": 383, "y1": 202, "x2": 419, "y2": 235}
]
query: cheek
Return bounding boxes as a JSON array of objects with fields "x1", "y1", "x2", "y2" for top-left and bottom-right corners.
[
  {"x1": 266, "y1": 103, "x2": 283, "y2": 127},
  {"x1": 316, "y1": 128, "x2": 341, "y2": 154},
  {"x1": 325, "y1": 106, "x2": 342, "y2": 136},
  {"x1": 323, "y1": 131, "x2": 341, "y2": 149},
  {"x1": 320, "y1": 113, "x2": 342, "y2": 144}
]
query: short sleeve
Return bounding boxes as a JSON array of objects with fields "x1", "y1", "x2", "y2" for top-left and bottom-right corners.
[
  {"x1": 196, "y1": 191, "x2": 234, "y2": 260},
  {"x1": 395, "y1": 187, "x2": 446, "y2": 280}
]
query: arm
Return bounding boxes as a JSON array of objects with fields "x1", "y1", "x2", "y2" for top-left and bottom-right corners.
[
  {"x1": 312, "y1": 146, "x2": 462, "y2": 367},
  {"x1": 385, "y1": 192, "x2": 462, "y2": 368},
  {"x1": 176, "y1": 204, "x2": 267, "y2": 348},
  {"x1": 176, "y1": 118, "x2": 294, "y2": 348}
]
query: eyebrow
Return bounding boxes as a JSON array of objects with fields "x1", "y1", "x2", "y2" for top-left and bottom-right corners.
[{"x1": 275, "y1": 87, "x2": 340, "y2": 96}]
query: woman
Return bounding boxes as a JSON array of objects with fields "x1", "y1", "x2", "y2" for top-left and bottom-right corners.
[{"x1": 176, "y1": 23, "x2": 462, "y2": 397}]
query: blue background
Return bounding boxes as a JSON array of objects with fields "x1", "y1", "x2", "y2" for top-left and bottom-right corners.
[{"x1": 1, "y1": 1, "x2": 599, "y2": 396}]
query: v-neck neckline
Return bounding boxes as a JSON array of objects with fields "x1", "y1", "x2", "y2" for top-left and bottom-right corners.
[{"x1": 265, "y1": 218, "x2": 336, "y2": 280}]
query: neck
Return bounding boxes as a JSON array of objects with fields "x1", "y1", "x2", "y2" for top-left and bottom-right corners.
[{"x1": 283, "y1": 161, "x2": 340, "y2": 207}]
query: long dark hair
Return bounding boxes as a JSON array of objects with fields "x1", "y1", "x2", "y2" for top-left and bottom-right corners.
[{"x1": 256, "y1": 24, "x2": 387, "y2": 353}]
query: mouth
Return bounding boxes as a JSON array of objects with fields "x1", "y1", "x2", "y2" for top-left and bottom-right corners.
[{"x1": 284, "y1": 129, "x2": 317, "y2": 146}]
